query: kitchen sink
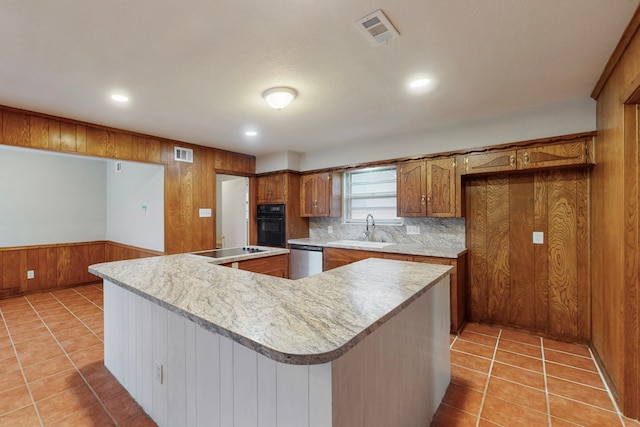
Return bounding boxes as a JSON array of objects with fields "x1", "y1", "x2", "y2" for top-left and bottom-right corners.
[{"x1": 327, "y1": 240, "x2": 395, "y2": 249}]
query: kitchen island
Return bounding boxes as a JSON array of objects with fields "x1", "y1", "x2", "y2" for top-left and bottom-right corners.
[{"x1": 89, "y1": 250, "x2": 452, "y2": 427}]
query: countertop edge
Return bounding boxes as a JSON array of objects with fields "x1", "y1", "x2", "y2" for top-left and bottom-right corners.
[
  {"x1": 288, "y1": 238, "x2": 467, "y2": 258},
  {"x1": 90, "y1": 256, "x2": 453, "y2": 365}
]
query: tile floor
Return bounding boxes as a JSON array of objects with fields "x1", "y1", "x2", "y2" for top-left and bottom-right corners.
[
  {"x1": 1, "y1": 284, "x2": 639, "y2": 426},
  {"x1": 0, "y1": 283, "x2": 154, "y2": 426},
  {"x1": 431, "y1": 323, "x2": 640, "y2": 427}
]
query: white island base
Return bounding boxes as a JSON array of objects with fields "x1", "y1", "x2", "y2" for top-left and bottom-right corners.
[{"x1": 104, "y1": 277, "x2": 450, "y2": 427}]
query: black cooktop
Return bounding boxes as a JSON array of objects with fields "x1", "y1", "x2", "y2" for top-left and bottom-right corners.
[{"x1": 195, "y1": 247, "x2": 266, "y2": 258}]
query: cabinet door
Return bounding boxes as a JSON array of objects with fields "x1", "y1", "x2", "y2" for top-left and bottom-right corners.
[
  {"x1": 426, "y1": 157, "x2": 457, "y2": 217},
  {"x1": 313, "y1": 173, "x2": 332, "y2": 216},
  {"x1": 300, "y1": 174, "x2": 316, "y2": 217},
  {"x1": 397, "y1": 161, "x2": 426, "y2": 217},
  {"x1": 300, "y1": 173, "x2": 338, "y2": 217},
  {"x1": 323, "y1": 248, "x2": 380, "y2": 271},
  {"x1": 517, "y1": 140, "x2": 592, "y2": 170},
  {"x1": 257, "y1": 174, "x2": 286, "y2": 204},
  {"x1": 223, "y1": 254, "x2": 289, "y2": 278},
  {"x1": 462, "y1": 151, "x2": 517, "y2": 175}
]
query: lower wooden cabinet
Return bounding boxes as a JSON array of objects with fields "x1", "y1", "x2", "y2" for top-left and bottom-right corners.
[
  {"x1": 222, "y1": 254, "x2": 288, "y2": 278},
  {"x1": 323, "y1": 247, "x2": 467, "y2": 333}
]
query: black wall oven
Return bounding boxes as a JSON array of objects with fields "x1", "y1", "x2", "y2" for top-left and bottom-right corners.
[{"x1": 257, "y1": 204, "x2": 286, "y2": 247}]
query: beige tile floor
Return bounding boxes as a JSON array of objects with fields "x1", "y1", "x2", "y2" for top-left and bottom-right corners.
[
  {"x1": 1, "y1": 284, "x2": 639, "y2": 426},
  {"x1": 0, "y1": 284, "x2": 154, "y2": 426},
  {"x1": 431, "y1": 323, "x2": 640, "y2": 427}
]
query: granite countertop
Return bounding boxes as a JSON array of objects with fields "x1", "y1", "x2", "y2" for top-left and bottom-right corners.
[
  {"x1": 90, "y1": 253, "x2": 452, "y2": 365},
  {"x1": 288, "y1": 237, "x2": 467, "y2": 259},
  {"x1": 190, "y1": 246, "x2": 289, "y2": 264}
]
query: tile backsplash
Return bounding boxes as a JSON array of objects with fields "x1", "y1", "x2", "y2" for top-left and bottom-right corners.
[{"x1": 309, "y1": 217, "x2": 466, "y2": 247}]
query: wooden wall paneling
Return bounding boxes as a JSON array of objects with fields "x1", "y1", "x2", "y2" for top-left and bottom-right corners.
[
  {"x1": 86, "y1": 243, "x2": 105, "y2": 283},
  {"x1": 60, "y1": 121, "x2": 77, "y2": 152},
  {"x1": 194, "y1": 148, "x2": 215, "y2": 251},
  {"x1": 214, "y1": 149, "x2": 255, "y2": 175},
  {"x1": 106, "y1": 131, "x2": 117, "y2": 158},
  {"x1": 508, "y1": 174, "x2": 535, "y2": 329},
  {"x1": 547, "y1": 170, "x2": 578, "y2": 338},
  {"x1": 590, "y1": 9, "x2": 640, "y2": 418},
  {"x1": 40, "y1": 247, "x2": 58, "y2": 290},
  {"x1": 165, "y1": 155, "x2": 195, "y2": 254},
  {"x1": 26, "y1": 249, "x2": 40, "y2": 293},
  {"x1": 137, "y1": 137, "x2": 162, "y2": 163},
  {"x1": 48, "y1": 119, "x2": 61, "y2": 151},
  {"x1": 56, "y1": 243, "x2": 104, "y2": 287},
  {"x1": 485, "y1": 176, "x2": 511, "y2": 324},
  {"x1": 2, "y1": 111, "x2": 29, "y2": 146},
  {"x1": 624, "y1": 103, "x2": 639, "y2": 415},
  {"x1": 29, "y1": 116, "x2": 49, "y2": 149},
  {"x1": 56, "y1": 245, "x2": 77, "y2": 287},
  {"x1": 75, "y1": 125, "x2": 87, "y2": 153},
  {"x1": 115, "y1": 132, "x2": 134, "y2": 160},
  {"x1": 465, "y1": 177, "x2": 488, "y2": 321},
  {"x1": 1, "y1": 250, "x2": 22, "y2": 292},
  {"x1": 86, "y1": 126, "x2": 108, "y2": 157},
  {"x1": 533, "y1": 172, "x2": 550, "y2": 332},
  {"x1": 575, "y1": 168, "x2": 591, "y2": 341}
]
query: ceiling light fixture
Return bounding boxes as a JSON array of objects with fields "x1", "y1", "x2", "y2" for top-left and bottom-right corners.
[
  {"x1": 111, "y1": 94, "x2": 129, "y2": 103},
  {"x1": 409, "y1": 78, "x2": 431, "y2": 88},
  {"x1": 262, "y1": 87, "x2": 297, "y2": 110},
  {"x1": 245, "y1": 131, "x2": 258, "y2": 136}
]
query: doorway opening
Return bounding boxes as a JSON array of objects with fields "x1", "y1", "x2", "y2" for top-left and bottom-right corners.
[{"x1": 216, "y1": 174, "x2": 249, "y2": 248}]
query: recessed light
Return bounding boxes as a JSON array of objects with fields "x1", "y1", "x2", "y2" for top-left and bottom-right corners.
[
  {"x1": 111, "y1": 94, "x2": 129, "y2": 103},
  {"x1": 409, "y1": 78, "x2": 431, "y2": 88},
  {"x1": 245, "y1": 131, "x2": 258, "y2": 136}
]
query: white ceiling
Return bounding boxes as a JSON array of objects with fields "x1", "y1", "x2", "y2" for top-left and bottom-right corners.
[{"x1": 0, "y1": 1, "x2": 637, "y2": 157}]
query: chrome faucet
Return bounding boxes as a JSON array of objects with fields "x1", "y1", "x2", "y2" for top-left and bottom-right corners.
[{"x1": 364, "y1": 214, "x2": 375, "y2": 241}]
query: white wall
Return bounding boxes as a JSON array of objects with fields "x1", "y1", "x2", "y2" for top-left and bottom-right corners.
[
  {"x1": 106, "y1": 160, "x2": 164, "y2": 252},
  {"x1": 256, "y1": 150, "x2": 301, "y2": 174},
  {"x1": 257, "y1": 98, "x2": 596, "y2": 172},
  {"x1": 0, "y1": 146, "x2": 106, "y2": 246}
]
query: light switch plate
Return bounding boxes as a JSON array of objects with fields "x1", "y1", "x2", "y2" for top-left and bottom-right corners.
[
  {"x1": 533, "y1": 231, "x2": 544, "y2": 244},
  {"x1": 199, "y1": 208, "x2": 212, "y2": 218}
]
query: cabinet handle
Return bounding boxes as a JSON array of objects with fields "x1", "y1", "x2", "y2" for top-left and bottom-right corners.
[
  {"x1": 421, "y1": 195, "x2": 426, "y2": 205},
  {"x1": 510, "y1": 154, "x2": 516, "y2": 168},
  {"x1": 522, "y1": 152, "x2": 529, "y2": 165}
]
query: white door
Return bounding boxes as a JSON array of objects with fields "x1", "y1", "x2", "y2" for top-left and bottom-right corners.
[{"x1": 221, "y1": 177, "x2": 248, "y2": 248}]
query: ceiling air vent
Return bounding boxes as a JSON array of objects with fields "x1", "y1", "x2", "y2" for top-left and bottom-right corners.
[
  {"x1": 174, "y1": 147, "x2": 194, "y2": 163},
  {"x1": 354, "y1": 9, "x2": 400, "y2": 46}
]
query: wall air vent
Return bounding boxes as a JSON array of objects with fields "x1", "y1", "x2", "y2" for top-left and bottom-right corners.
[
  {"x1": 354, "y1": 9, "x2": 400, "y2": 46},
  {"x1": 174, "y1": 147, "x2": 194, "y2": 163}
]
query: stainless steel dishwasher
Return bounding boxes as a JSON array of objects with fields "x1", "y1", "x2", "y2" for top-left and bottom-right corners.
[{"x1": 289, "y1": 244, "x2": 324, "y2": 279}]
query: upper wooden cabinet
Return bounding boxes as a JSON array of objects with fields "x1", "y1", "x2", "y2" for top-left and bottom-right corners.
[
  {"x1": 300, "y1": 172, "x2": 341, "y2": 217},
  {"x1": 397, "y1": 161, "x2": 427, "y2": 217},
  {"x1": 256, "y1": 174, "x2": 286, "y2": 204},
  {"x1": 460, "y1": 139, "x2": 594, "y2": 176},
  {"x1": 427, "y1": 157, "x2": 457, "y2": 217},
  {"x1": 461, "y1": 151, "x2": 517, "y2": 175},
  {"x1": 398, "y1": 158, "x2": 459, "y2": 218},
  {"x1": 516, "y1": 140, "x2": 593, "y2": 170}
]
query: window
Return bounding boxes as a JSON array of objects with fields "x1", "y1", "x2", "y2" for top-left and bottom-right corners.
[{"x1": 343, "y1": 166, "x2": 401, "y2": 224}]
